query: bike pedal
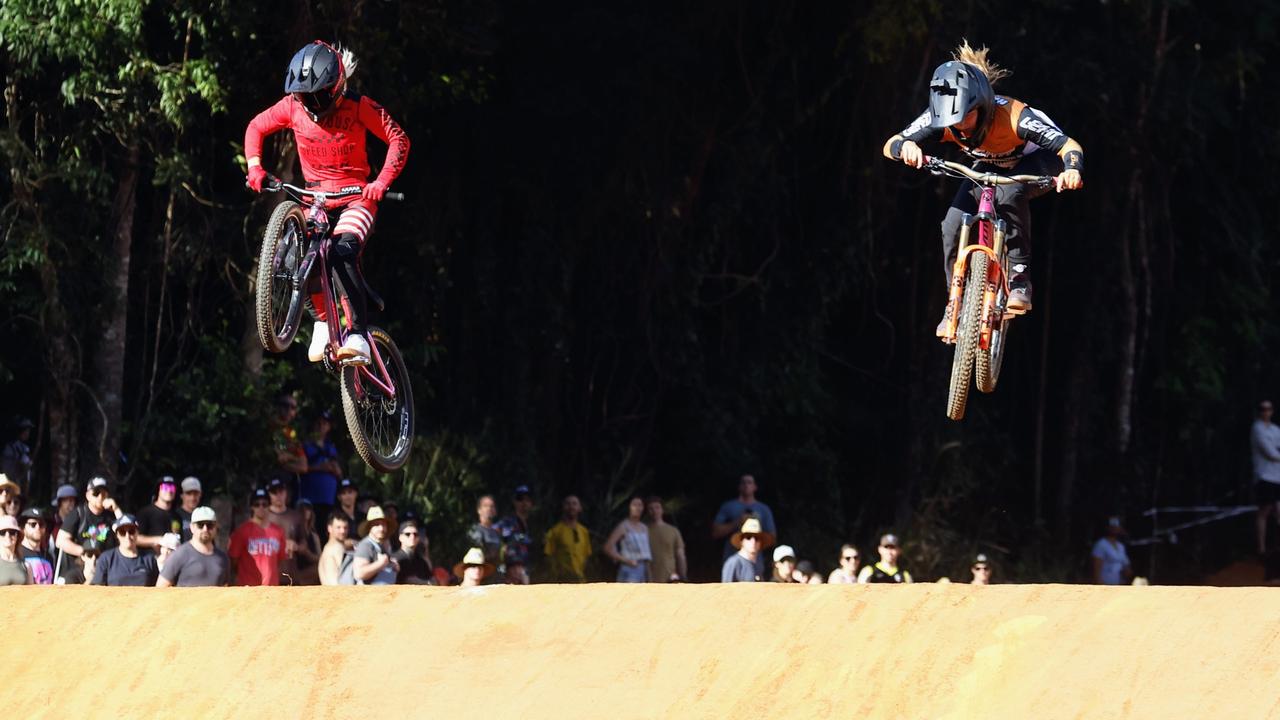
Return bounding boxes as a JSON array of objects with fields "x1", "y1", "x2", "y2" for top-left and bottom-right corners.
[{"x1": 337, "y1": 353, "x2": 371, "y2": 367}]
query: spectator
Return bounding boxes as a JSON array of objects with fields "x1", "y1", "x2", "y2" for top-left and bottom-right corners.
[
  {"x1": 1, "y1": 416, "x2": 34, "y2": 494},
  {"x1": 352, "y1": 506, "x2": 398, "y2": 585},
  {"x1": 0, "y1": 474, "x2": 20, "y2": 517},
  {"x1": 970, "y1": 553, "x2": 993, "y2": 585},
  {"x1": 1253, "y1": 400, "x2": 1280, "y2": 554},
  {"x1": 59, "y1": 537, "x2": 103, "y2": 584},
  {"x1": 467, "y1": 494, "x2": 502, "y2": 567},
  {"x1": 795, "y1": 560, "x2": 822, "y2": 584},
  {"x1": 828, "y1": 544, "x2": 861, "y2": 584},
  {"x1": 137, "y1": 476, "x2": 181, "y2": 551},
  {"x1": 18, "y1": 507, "x2": 53, "y2": 584},
  {"x1": 269, "y1": 392, "x2": 307, "y2": 489},
  {"x1": 334, "y1": 478, "x2": 359, "y2": 534},
  {"x1": 454, "y1": 547, "x2": 495, "y2": 588},
  {"x1": 157, "y1": 506, "x2": 230, "y2": 587},
  {"x1": 712, "y1": 474, "x2": 777, "y2": 579},
  {"x1": 495, "y1": 485, "x2": 535, "y2": 584},
  {"x1": 721, "y1": 517, "x2": 773, "y2": 582},
  {"x1": 301, "y1": 409, "x2": 343, "y2": 526},
  {"x1": 544, "y1": 495, "x2": 591, "y2": 582},
  {"x1": 177, "y1": 476, "x2": 202, "y2": 541},
  {"x1": 291, "y1": 499, "x2": 323, "y2": 585},
  {"x1": 157, "y1": 533, "x2": 181, "y2": 572},
  {"x1": 55, "y1": 476, "x2": 124, "y2": 583},
  {"x1": 772, "y1": 545, "x2": 798, "y2": 583},
  {"x1": 228, "y1": 488, "x2": 287, "y2": 586},
  {"x1": 858, "y1": 533, "x2": 914, "y2": 583},
  {"x1": 0, "y1": 514, "x2": 31, "y2": 585},
  {"x1": 603, "y1": 495, "x2": 651, "y2": 583},
  {"x1": 393, "y1": 519, "x2": 434, "y2": 584},
  {"x1": 93, "y1": 515, "x2": 160, "y2": 586},
  {"x1": 645, "y1": 495, "x2": 687, "y2": 583},
  {"x1": 265, "y1": 477, "x2": 303, "y2": 582},
  {"x1": 50, "y1": 483, "x2": 78, "y2": 541},
  {"x1": 318, "y1": 512, "x2": 352, "y2": 586},
  {"x1": 1091, "y1": 516, "x2": 1132, "y2": 585}
]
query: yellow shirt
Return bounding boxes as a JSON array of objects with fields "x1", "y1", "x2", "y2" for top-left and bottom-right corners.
[{"x1": 544, "y1": 521, "x2": 591, "y2": 582}]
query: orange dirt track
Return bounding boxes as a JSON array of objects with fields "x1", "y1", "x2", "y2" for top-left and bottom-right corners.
[{"x1": 7, "y1": 584, "x2": 1280, "y2": 718}]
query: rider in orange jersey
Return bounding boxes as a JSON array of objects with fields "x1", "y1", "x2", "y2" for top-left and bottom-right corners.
[{"x1": 882, "y1": 41, "x2": 1083, "y2": 335}]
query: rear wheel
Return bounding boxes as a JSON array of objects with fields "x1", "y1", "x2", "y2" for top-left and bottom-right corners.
[
  {"x1": 341, "y1": 326, "x2": 415, "y2": 472},
  {"x1": 976, "y1": 269, "x2": 1010, "y2": 393},
  {"x1": 255, "y1": 201, "x2": 307, "y2": 353},
  {"x1": 947, "y1": 252, "x2": 988, "y2": 421}
]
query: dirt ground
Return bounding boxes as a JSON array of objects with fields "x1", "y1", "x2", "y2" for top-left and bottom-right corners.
[{"x1": 7, "y1": 583, "x2": 1280, "y2": 718}]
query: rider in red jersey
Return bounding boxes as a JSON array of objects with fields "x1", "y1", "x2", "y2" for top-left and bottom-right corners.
[
  {"x1": 245, "y1": 41, "x2": 410, "y2": 364},
  {"x1": 882, "y1": 41, "x2": 1083, "y2": 335}
]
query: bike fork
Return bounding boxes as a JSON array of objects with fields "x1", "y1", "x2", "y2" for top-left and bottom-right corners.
[{"x1": 943, "y1": 214, "x2": 974, "y2": 343}]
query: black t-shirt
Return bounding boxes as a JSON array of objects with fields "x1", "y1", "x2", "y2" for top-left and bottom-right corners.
[
  {"x1": 393, "y1": 549, "x2": 432, "y2": 584},
  {"x1": 59, "y1": 506, "x2": 117, "y2": 581},
  {"x1": 176, "y1": 507, "x2": 194, "y2": 542},
  {"x1": 137, "y1": 504, "x2": 180, "y2": 539},
  {"x1": 92, "y1": 548, "x2": 159, "y2": 587}
]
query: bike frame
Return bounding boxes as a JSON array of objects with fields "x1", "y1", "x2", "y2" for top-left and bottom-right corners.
[{"x1": 941, "y1": 183, "x2": 1008, "y2": 350}]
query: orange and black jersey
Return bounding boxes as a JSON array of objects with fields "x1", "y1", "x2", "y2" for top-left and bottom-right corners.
[{"x1": 899, "y1": 96, "x2": 1070, "y2": 169}]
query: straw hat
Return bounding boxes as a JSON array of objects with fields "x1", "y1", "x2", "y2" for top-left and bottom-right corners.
[
  {"x1": 359, "y1": 506, "x2": 389, "y2": 537},
  {"x1": 452, "y1": 547, "x2": 495, "y2": 580},
  {"x1": 730, "y1": 516, "x2": 775, "y2": 549}
]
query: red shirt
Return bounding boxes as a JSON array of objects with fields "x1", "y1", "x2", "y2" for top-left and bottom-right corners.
[
  {"x1": 228, "y1": 520, "x2": 287, "y2": 586},
  {"x1": 244, "y1": 92, "x2": 410, "y2": 194}
]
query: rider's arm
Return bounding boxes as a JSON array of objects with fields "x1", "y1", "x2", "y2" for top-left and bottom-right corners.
[
  {"x1": 356, "y1": 96, "x2": 411, "y2": 187},
  {"x1": 884, "y1": 109, "x2": 938, "y2": 166},
  {"x1": 244, "y1": 96, "x2": 296, "y2": 170}
]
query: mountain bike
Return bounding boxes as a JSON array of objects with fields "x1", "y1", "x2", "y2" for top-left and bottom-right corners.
[
  {"x1": 923, "y1": 157, "x2": 1055, "y2": 421},
  {"x1": 254, "y1": 180, "x2": 414, "y2": 472}
]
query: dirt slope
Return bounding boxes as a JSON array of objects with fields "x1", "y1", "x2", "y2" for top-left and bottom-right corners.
[{"x1": 6, "y1": 584, "x2": 1280, "y2": 719}]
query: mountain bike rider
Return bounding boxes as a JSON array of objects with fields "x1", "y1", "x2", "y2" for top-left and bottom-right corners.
[
  {"x1": 244, "y1": 41, "x2": 410, "y2": 364},
  {"x1": 881, "y1": 41, "x2": 1083, "y2": 335}
]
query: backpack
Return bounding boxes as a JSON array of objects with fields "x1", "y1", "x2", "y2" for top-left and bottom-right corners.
[{"x1": 337, "y1": 549, "x2": 357, "y2": 585}]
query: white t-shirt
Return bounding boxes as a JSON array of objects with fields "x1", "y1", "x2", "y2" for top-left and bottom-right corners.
[
  {"x1": 1092, "y1": 538, "x2": 1130, "y2": 585},
  {"x1": 1252, "y1": 419, "x2": 1280, "y2": 483}
]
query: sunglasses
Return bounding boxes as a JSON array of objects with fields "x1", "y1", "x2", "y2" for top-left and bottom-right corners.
[
  {"x1": 741, "y1": 534, "x2": 760, "y2": 542},
  {"x1": 401, "y1": 531, "x2": 418, "y2": 537},
  {"x1": 0, "y1": 530, "x2": 18, "y2": 538},
  {"x1": 24, "y1": 520, "x2": 44, "y2": 528},
  {"x1": 842, "y1": 555, "x2": 859, "y2": 561},
  {"x1": 194, "y1": 521, "x2": 216, "y2": 529},
  {"x1": 251, "y1": 501, "x2": 269, "y2": 508},
  {"x1": 89, "y1": 488, "x2": 108, "y2": 496},
  {"x1": 116, "y1": 528, "x2": 137, "y2": 536},
  {"x1": 972, "y1": 565, "x2": 990, "y2": 572}
]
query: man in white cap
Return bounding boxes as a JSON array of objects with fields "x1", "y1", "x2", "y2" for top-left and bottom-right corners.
[
  {"x1": 857, "y1": 533, "x2": 913, "y2": 583},
  {"x1": 93, "y1": 514, "x2": 160, "y2": 586},
  {"x1": 1091, "y1": 515, "x2": 1132, "y2": 586},
  {"x1": 55, "y1": 476, "x2": 124, "y2": 583},
  {"x1": 352, "y1": 506, "x2": 397, "y2": 585},
  {"x1": 157, "y1": 506, "x2": 229, "y2": 587},
  {"x1": 721, "y1": 517, "x2": 774, "y2": 582},
  {"x1": 177, "y1": 476, "x2": 202, "y2": 541}
]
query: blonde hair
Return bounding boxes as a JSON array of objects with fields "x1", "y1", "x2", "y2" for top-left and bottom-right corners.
[{"x1": 952, "y1": 39, "x2": 1011, "y2": 86}]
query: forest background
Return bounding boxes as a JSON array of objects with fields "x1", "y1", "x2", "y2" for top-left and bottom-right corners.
[{"x1": 2, "y1": 0, "x2": 1278, "y2": 582}]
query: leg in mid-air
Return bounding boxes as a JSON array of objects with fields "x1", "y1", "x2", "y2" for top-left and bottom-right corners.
[
  {"x1": 996, "y1": 150, "x2": 1063, "y2": 314},
  {"x1": 308, "y1": 201, "x2": 376, "y2": 364}
]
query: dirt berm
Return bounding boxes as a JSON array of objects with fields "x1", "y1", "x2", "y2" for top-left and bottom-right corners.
[{"x1": 7, "y1": 584, "x2": 1280, "y2": 718}]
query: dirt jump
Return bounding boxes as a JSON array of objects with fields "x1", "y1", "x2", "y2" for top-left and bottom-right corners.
[{"x1": 6, "y1": 583, "x2": 1280, "y2": 718}]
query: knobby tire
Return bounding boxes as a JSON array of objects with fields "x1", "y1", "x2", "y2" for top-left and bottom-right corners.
[
  {"x1": 341, "y1": 327, "x2": 415, "y2": 472},
  {"x1": 947, "y1": 252, "x2": 988, "y2": 421},
  {"x1": 255, "y1": 201, "x2": 307, "y2": 353},
  {"x1": 976, "y1": 277, "x2": 1010, "y2": 393}
]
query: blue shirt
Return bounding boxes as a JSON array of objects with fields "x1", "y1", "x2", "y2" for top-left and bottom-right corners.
[{"x1": 301, "y1": 439, "x2": 341, "y2": 504}]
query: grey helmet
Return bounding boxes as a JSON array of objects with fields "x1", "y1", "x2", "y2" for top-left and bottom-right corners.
[
  {"x1": 927, "y1": 61, "x2": 995, "y2": 147},
  {"x1": 284, "y1": 41, "x2": 346, "y2": 121}
]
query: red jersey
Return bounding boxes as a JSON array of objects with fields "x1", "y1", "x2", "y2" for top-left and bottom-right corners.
[
  {"x1": 228, "y1": 520, "x2": 287, "y2": 586},
  {"x1": 244, "y1": 92, "x2": 410, "y2": 194}
]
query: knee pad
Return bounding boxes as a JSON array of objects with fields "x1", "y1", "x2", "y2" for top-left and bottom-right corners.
[{"x1": 333, "y1": 233, "x2": 362, "y2": 263}]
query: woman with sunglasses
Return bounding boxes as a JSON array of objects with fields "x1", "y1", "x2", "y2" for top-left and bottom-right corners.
[
  {"x1": 0, "y1": 515, "x2": 32, "y2": 585},
  {"x1": 827, "y1": 544, "x2": 862, "y2": 585},
  {"x1": 92, "y1": 515, "x2": 160, "y2": 587}
]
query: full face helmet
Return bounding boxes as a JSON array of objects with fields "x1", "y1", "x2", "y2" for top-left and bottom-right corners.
[
  {"x1": 927, "y1": 61, "x2": 995, "y2": 147},
  {"x1": 284, "y1": 41, "x2": 348, "y2": 121}
]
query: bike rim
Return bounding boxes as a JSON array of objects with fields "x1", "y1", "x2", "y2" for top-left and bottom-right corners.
[
  {"x1": 270, "y1": 217, "x2": 302, "y2": 340},
  {"x1": 350, "y1": 338, "x2": 412, "y2": 461}
]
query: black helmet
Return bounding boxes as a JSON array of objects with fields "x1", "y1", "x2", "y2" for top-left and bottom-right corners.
[
  {"x1": 927, "y1": 61, "x2": 995, "y2": 147},
  {"x1": 284, "y1": 41, "x2": 346, "y2": 121}
]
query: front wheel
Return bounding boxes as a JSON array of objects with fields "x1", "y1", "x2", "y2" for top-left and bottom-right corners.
[
  {"x1": 341, "y1": 327, "x2": 415, "y2": 472},
  {"x1": 976, "y1": 284, "x2": 1010, "y2": 393},
  {"x1": 947, "y1": 251, "x2": 988, "y2": 421},
  {"x1": 255, "y1": 201, "x2": 308, "y2": 353}
]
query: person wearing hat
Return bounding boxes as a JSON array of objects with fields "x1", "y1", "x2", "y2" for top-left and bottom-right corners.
[
  {"x1": 712, "y1": 475, "x2": 778, "y2": 579},
  {"x1": 494, "y1": 485, "x2": 535, "y2": 584},
  {"x1": 228, "y1": 488, "x2": 288, "y2": 586},
  {"x1": 722, "y1": 517, "x2": 775, "y2": 582},
  {"x1": 177, "y1": 476, "x2": 203, "y2": 542},
  {"x1": 1, "y1": 416, "x2": 34, "y2": 494},
  {"x1": 137, "y1": 476, "x2": 182, "y2": 551},
  {"x1": 19, "y1": 508, "x2": 54, "y2": 584},
  {"x1": 771, "y1": 544, "x2": 799, "y2": 583},
  {"x1": 970, "y1": 554, "x2": 993, "y2": 585},
  {"x1": 333, "y1": 478, "x2": 359, "y2": 543},
  {"x1": 50, "y1": 483, "x2": 78, "y2": 542},
  {"x1": 93, "y1": 515, "x2": 160, "y2": 586},
  {"x1": 301, "y1": 409, "x2": 343, "y2": 529},
  {"x1": 54, "y1": 476, "x2": 123, "y2": 583},
  {"x1": 857, "y1": 533, "x2": 913, "y2": 584},
  {"x1": 158, "y1": 506, "x2": 230, "y2": 587},
  {"x1": 157, "y1": 533, "x2": 181, "y2": 572},
  {"x1": 265, "y1": 477, "x2": 304, "y2": 582},
  {"x1": 1091, "y1": 515, "x2": 1132, "y2": 586},
  {"x1": 0, "y1": 514, "x2": 32, "y2": 585},
  {"x1": 352, "y1": 506, "x2": 398, "y2": 585},
  {"x1": 455, "y1": 547, "x2": 495, "y2": 587},
  {"x1": 0, "y1": 474, "x2": 21, "y2": 518}
]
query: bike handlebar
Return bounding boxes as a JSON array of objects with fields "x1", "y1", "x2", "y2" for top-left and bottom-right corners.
[
  {"x1": 922, "y1": 156, "x2": 1055, "y2": 189},
  {"x1": 247, "y1": 176, "x2": 405, "y2": 202}
]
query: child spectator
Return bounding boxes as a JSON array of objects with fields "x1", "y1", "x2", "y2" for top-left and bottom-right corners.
[
  {"x1": 157, "y1": 506, "x2": 230, "y2": 587},
  {"x1": 721, "y1": 517, "x2": 773, "y2": 582},
  {"x1": 645, "y1": 496, "x2": 687, "y2": 583},
  {"x1": 795, "y1": 560, "x2": 822, "y2": 584},
  {"x1": 93, "y1": 515, "x2": 160, "y2": 586},
  {"x1": 0, "y1": 514, "x2": 31, "y2": 585},
  {"x1": 603, "y1": 496, "x2": 651, "y2": 582},
  {"x1": 828, "y1": 544, "x2": 861, "y2": 584},
  {"x1": 544, "y1": 495, "x2": 591, "y2": 582},
  {"x1": 228, "y1": 488, "x2": 287, "y2": 586}
]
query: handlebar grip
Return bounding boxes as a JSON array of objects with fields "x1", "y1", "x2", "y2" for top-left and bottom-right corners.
[{"x1": 385, "y1": 191, "x2": 405, "y2": 202}]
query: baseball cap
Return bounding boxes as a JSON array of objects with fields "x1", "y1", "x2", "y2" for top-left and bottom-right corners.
[
  {"x1": 773, "y1": 545, "x2": 797, "y2": 563},
  {"x1": 157, "y1": 475, "x2": 177, "y2": 490},
  {"x1": 191, "y1": 506, "x2": 217, "y2": 524},
  {"x1": 160, "y1": 533, "x2": 181, "y2": 551},
  {"x1": 880, "y1": 533, "x2": 901, "y2": 547},
  {"x1": 973, "y1": 553, "x2": 990, "y2": 566},
  {"x1": 18, "y1": 507, "x2": 45, "y2": 523},
  {"x1": 54, "y1": 484, "x2": 77, "y2": 501},
  {"x1": 337, "y1": 478, "x2": 357, "y2": 493},
  {"x1": 296, "y1": 498, "x2": 313, "y2": 509},
  {"x1": 181, "y1": 477, "x2": 202, "y2": 493},
  {"x1": 86, "y1": 476, "x2": 109, "y2": 492},
  {"x1": 513, "y1": 484, "x2": 532, "y2": 498},
  {"x1": 250, "y1": 488, "x2": 269, "y2": 502},
  {"x1": 112, "y1": 514, "x2": 139, "y2": 532},
  {"x1": 14, "y1": 416, "x2": 34, "y2": 430},
  {"x1": 266, "y1": 477, "x2": 287, "y2": 492},
  {"x1": 796, "y1": 559, "x2": 816, "y2": 576}
]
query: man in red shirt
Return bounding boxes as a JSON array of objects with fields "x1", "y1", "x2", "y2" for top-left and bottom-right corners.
[
  {"x1": 244, "y1": 41, "x2": 410, "y2": 364},
  {"x1": 228, "y1": 488, "x2": 287, "y2": 586}
]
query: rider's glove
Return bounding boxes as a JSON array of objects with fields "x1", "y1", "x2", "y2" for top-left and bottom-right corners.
[
  {"x1": 362, "y1": 180, "x2": 388, "y2": 202},
  {"x1": 246, "y1": 166, "x2": 268, "y2": 193}
]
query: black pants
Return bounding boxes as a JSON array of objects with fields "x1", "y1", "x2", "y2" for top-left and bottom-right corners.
[{"x1": 939, "y1": 150, "x2": 1063, "y2": 285}]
